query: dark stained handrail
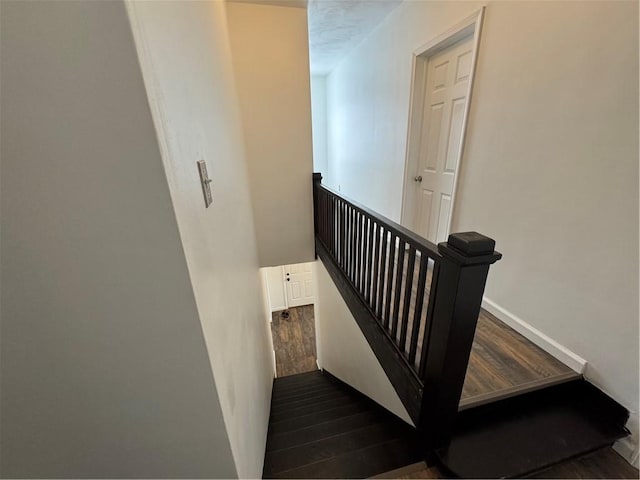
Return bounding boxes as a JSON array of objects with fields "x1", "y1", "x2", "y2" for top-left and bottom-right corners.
[{"x1": 314, "y1": 179, "x2": 442, "y2": 261}]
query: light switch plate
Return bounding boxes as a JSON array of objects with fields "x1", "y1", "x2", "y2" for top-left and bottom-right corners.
[{"x1": 197, "y1": 160, "x2": 213, "y2": 208}]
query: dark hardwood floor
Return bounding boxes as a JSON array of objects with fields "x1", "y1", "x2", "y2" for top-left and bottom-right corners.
[
  {"x1": 527, "y1": 448, "x2": 639, "y2": 479},
  {"x1": 375, "y1": 448, "x2": 639, "y2": 479},
  {"x1": 461, "y1": 308, "x2": 577, "y2": 405},
  {"x1": 271, "y1": 305, "x2": 318, "y2": 377}
]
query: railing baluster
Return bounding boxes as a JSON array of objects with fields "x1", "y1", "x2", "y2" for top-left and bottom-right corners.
[
  {"x1": 383, "y1": 233, "x2": 396, "y2": 329},
  {"x1": 408, "y1": 252, "x2": 428, "y2": 364},
  {"x1": 364, "y1": 218, "x2": 374, "y2": 303},
  {"x1": 353, "y1": 210, "x2": 361, "y2": 291},
  {"x1": 344, "y1": 205, "x2": 349, "y2": 279},
  {"x1": 321, "y1": 189, "x2": 326, "y2": 244},
  {"x1": 345, "y1": 206, "x2": 350, "y2": 275},
  {"x1": 331, "y1": 196, "x2": 336, "y2": 254},
  {"x1": 337, "y1": 200, "x2": 342, "y2": 265},
  {"x1": 328, "y1": 196, "x2": 336, "y2": 256},
  {"x1": 320, "y1": 188, "x2": 327, "y2": 245},
  {"x1": 419, "y1": 261, "x2": 439, "y2": 378},
  {"x1": 391, "y1": 239, "x2": 406, "y2": 338},
  {"x1": 358, "y1": 213, "x2": 367, "y2": 295},
  {"x1": 325, "y1": 191, "x2": 329, "y2": 246},
  {"x1": 371, "y1": 222, "x2": 380, "y2": 311},
  {"x1": 399, "y1": 245, "x2": 416, "y2": 353},
  {"x1": 341, "y1": 201, "x2": 346, "y2": 269},
  {"x1": 351, "y1": 208, "x2": 358, "y2": 285},
  {"x1": 377, "y1": 228, "x2": 388, "y2": 318},
  {"x1": 360, "y1": 215, "x2": 366, "y2": 296}
]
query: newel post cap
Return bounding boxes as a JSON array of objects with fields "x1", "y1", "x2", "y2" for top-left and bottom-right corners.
[
  {"x1": 438, "y1": 232, "x2": 502, "y2": 265},
  {"x1": 313, "y1": 172, "x2": 323, "y2": 184}
]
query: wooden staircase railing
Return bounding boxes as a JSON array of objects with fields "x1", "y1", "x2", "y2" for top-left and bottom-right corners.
[{"x1": 313, "y1": 172, "x2": 502, "y2": 450}]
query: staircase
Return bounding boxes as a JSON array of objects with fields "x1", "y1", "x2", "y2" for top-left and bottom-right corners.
[
  {"x1": 303, "y1": 174, "x2": 633, "y2": 478},
  {"x1": 263, "y1": 370, "x2": 421, "y2": 479},
  {"x1": 264, "y1": 371, "x2": 630, "y2": 479}
]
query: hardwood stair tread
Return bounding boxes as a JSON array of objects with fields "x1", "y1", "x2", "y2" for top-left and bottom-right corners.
[
  {"x1": 268, "y1": 438, "x2": 420, "y2": 479},
  {"x1": 268, "y1": 401, "x2": 371, "y2": 436},
  {"x1": 272, "y1": 383, "x2": 343, "y2": 403},
  {"x1": 270, "y1": 394, "x2": 362, "y2": 423},
  {"x1": 264, "y1": 420, "x2": 410, "y2": 475},
  {"x1": 264, "y1": 370, "x2": 420, "y2": 478},
  {"x1": 270, "y1": 389, "x2": 353, "y2": 414},
  {"x1": 266, "y1": 410, "x2": 385, "y2": 452},
  {"x1": 273, "y1": 370, "x2": 323, "y2": 386}
]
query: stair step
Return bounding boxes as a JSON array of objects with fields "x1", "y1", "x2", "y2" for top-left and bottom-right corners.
[
  {"x1": 270, "y1": 437, "x2": 421, "y2": 479},
  {"x1": 272, "y1": 383, "x2": 339, "y2": 403},
  {"x1": 264, "y1": 420, "x2": 408, "y2": 475},
  {"x1": 272, "y1": 370, "x2": 323, "y2": 389},
  {"x1": 269, "y1": 401, "x2": 371, "y2": 436},
  {"x1": 270, "y1": 394, "x2": 360, "y2": 423},
  {"x1": 273, "y1": 378, "x2": 331, "y2": 393},
  {"x1": 266, "y1": 409, "x2": 385, "y2": 452},
  {"x1": 270, "y1": 389, "x2": 352, "y2": 415},
  {"x1": 436, "y1": 379, "x2": 629, "y2": 479}
]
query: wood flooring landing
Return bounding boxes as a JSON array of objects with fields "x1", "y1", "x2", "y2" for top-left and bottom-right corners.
[
  {"x1": 461, "y1": 308, "x2": 577, "y2": 405},
  {"x1": 271, "y1": 305, "x2": 317, "y2": 377}
]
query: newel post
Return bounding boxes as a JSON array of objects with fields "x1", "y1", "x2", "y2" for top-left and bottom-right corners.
[{"x1": 419, "y1": 232, "x2": 502, "y2": 451}]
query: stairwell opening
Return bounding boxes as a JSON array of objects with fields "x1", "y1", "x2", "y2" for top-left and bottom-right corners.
[{"x1": 260, "y1": 262, "x2": 319, "y2": 378}]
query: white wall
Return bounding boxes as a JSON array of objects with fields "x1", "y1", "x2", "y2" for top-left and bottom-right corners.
[
  {"x1": 311, "y1": 75, "x2": 329, "y2": 178},
  {"x1": 325, "y1": 0, "x2": 639, "y2": 460},
  {"x1": 0, "y1": 1, "x2": 238, "y2": 477},
  {"x1": 325, "y1": 1, "x2": 483, "y2": 214},
  {"x1": 315, "y1": 261, "x2": 413, "y2": 425},
  {"x1": 126, "y1": 2, "x2": 274, "y2": 478},
  {"x1": 226, "y1": 2, "x2": 315, "y2": 268}
]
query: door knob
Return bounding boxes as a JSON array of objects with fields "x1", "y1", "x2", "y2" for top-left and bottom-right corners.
[{"x1": 414, "y1": 175, "x2": 423, "y2": 182}]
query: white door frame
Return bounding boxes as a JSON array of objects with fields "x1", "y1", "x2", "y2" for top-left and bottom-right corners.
[{"x1": 400, "y1": 8, "x2": 486, "y2": 239}]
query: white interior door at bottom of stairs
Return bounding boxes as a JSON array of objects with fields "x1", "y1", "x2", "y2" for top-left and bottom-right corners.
[{"x1": 284, "y1": 262, "x2": 314, "y2": 308}]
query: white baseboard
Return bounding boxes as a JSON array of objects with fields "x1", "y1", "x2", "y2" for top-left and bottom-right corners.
[
  {"x1": 614, "y1": 413, "x2": 640, "y2": 468},
  {"x1": 272, "y1": 350, "x2": 277, "y2": 377},
  {"x1": 482, "y1": 297, "x2": 587, "y2": 374},
  {"x1": 614, "y1": 437, "x2": 640, "y2": 468}
]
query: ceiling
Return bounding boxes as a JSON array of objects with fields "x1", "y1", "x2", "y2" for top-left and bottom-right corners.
[
  {"x1": 307, "y1": 0, "x2": 402, "y2": 75},
  {"x1": 227, "y1": 0, "x2": 403, "y2": 75}
]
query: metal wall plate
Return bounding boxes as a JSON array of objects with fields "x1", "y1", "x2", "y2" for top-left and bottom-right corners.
[{"x1": 197, "y1": 160, "x2": 213, "y2": 208}]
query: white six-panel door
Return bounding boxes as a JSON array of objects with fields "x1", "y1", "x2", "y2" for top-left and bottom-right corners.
[
  {"x1": 284, "y1": 263, "x2": 314, "y2": 308},
  {"x1": 413, "y1": 35, "x2": 473, "y2": 244}
]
